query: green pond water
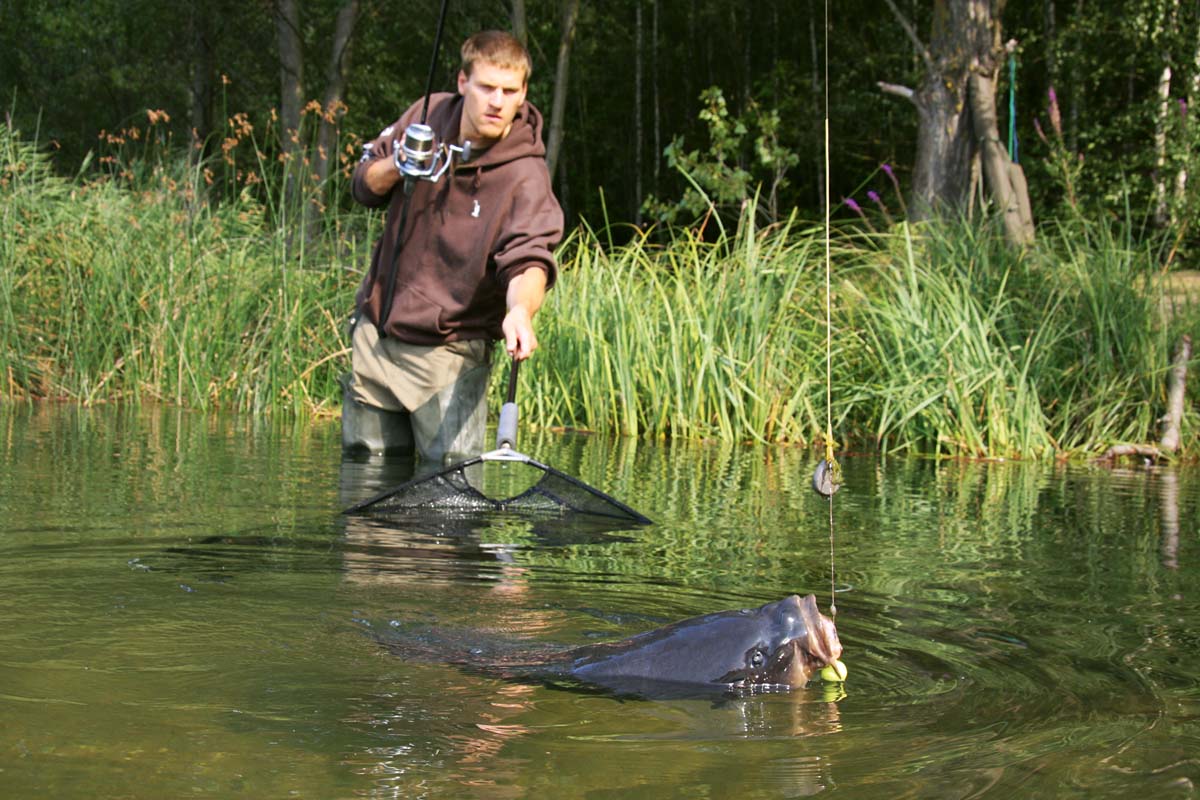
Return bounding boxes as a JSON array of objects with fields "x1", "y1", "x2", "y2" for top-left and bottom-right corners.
[{"x1": 1, "y1": 404, "x2": 1198, "y2": 798}]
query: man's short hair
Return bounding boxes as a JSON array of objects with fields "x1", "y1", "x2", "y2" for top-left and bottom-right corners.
[{"x1": 460, "y1": 31, "x2": 531, "y2": 84}]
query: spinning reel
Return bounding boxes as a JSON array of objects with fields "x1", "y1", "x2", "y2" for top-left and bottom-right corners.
[{"x1": 395, "y1": 123, "x2": 472, "y2": 187}]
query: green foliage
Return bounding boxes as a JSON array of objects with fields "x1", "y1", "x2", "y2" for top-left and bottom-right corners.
[
  {"x1": 1008, "y1": 0, "x2": 1200, "y2": 237},
  {"x1": 530, "y1": 202, "x2": 828, "y2": 443},
  {"x1": 642, "y1": 87, "x2": 800, "y2": 227},
  {"x1": 841, "y1": 223, "x2": 1053, "y2": 458},
  {"x1": 6, "y1": 0, "x2": 1200, "y2": 234},
  {"x1": 0, "y1": 116, "x2": 366, "y2": 411}
]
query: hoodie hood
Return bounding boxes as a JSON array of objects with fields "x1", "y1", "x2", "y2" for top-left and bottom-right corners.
[{"x1": 421, "y1": 91, "x2": 547, "y2": 171}]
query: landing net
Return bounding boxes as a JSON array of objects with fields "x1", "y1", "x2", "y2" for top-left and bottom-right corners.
[{"x1": 343, "y1": 452, "x2": 652, "y2": 524}]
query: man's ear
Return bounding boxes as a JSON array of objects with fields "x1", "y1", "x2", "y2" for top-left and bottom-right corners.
[{"x1": 457, "y1": 70, "x2": 468, "y2": 94}]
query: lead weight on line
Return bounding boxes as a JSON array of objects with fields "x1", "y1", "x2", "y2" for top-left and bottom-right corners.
[{"x1": 812, "y1": 459, "x2": 842, "y2": 496}]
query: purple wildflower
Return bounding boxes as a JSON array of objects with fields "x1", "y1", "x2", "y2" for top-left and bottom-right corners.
[
  {"x1": 1033, "y1": 116, "x2": 1048, "y2": 144},
  {"x1": 842, "y1": 196, "x2": 877, "y2": 232},
  {"x1": 880, "y1": 163, "x2": 906, "y2": 216},
  {"x1": 867, "y1": 189, "x2": 894, "y2": 225},
  {"x1": 1048, "y1": 86, "x2": 1062, "y2": 137}
]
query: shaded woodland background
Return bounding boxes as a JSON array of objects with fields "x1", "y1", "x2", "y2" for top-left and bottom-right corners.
[{"x1": 3, "y1": 0, "x2": 1199, "y2": 239}]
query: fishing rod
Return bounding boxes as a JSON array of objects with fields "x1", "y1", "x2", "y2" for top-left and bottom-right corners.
[
  {"x1": 395, "y1": 0, "x2": 472, "y2": 183},
  {"x1": 378, "y1": 0, "x2": 472, "y2": 338}
]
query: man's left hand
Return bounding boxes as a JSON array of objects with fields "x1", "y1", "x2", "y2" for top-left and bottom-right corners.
[
  {"x1": 502, "y1": 305, "x2": 538, "y2": 360},
  {"x1": 503, "y1": 268, "x2": 548, "y2": 361}
]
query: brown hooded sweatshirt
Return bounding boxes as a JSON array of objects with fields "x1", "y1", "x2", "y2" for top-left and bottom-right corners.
[{"x1": 352, "y1": 92, "x2": 564, "y2": 345}]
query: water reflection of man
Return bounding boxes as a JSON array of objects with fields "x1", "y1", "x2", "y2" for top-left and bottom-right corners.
[{"x1": 336, "y1": 456, "x2": 532, "y2": 599}]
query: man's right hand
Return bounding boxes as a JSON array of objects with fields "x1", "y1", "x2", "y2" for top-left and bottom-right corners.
[{"x1": 363, "y1": 149, "x2": 404, "y2": 196}]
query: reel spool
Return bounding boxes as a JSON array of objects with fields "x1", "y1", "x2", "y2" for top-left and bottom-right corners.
[{"x1": 395, "y1": 122, "x2": 472, "y2": 186}]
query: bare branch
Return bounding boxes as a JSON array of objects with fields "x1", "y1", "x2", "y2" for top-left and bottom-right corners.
[
  {"x1": 877, "y1": 81, "x2": 915, "y2": 103},
  {"x1": 1095, "y1": 443, "x2": 1164, "y2": 463},
  {"x1": 881, "y1": 0, "x2": 934, "y2": 72}
]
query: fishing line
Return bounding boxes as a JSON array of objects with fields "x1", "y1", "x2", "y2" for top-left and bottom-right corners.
[{"x1": 818, "y1": 0, "x2": 841, "y2": 618}]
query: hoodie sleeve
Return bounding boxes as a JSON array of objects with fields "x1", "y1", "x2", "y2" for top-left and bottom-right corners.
[{"x1": 492, "y1": 160, "x2": 565, "y2": 290}]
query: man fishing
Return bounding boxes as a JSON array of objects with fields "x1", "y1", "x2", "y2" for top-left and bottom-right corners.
[{"x1": 342, "y1": 30, "x2": 564, "y2": 468}]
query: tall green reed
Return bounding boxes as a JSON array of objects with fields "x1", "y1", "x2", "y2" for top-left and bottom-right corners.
[
  {"x1": 838, "y1": 215, "x2": 1193, "y2": 457},
  {"x1": 529, "y1": 199, "x2": 834, "y2": 444},
  {"x1": 843, "y1": 221, "x2": 1056, "y2": 457},
  {"x1": 1032, "y1": 214, "x2": 1174, "y2": 450},
  {"x1": 2, "y1": 108, "x2": 368, "y2": 412}
]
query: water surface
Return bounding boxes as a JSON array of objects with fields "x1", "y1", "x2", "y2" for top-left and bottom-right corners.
[{"x1": 2, "y1": 404, "x2": 1198, "y2": 797}]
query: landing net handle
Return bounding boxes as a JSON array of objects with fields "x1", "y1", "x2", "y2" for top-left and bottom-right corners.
[{"x1": 496, "y1": 358, "x2": 520, "y2": 450}]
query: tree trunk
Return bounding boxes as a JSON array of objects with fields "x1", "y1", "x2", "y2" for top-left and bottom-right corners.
[
  {"x1": 810, "y1": 0, "x2": 824, "y2": 211},
  {"x1": 546, "y1": 0, "x2": 581, "y2": 180},
  {"x1": 309, "y1": 0, "x2": 359, "y2": 241},
  {"x1": 1067, "y1": 0, "x2": 1082, "y2": 152},
  {"x1": 969, "y1": 70, "x2": 1034, "y2": 245},
  {"x1": 510, "y1": 0, "x2": 528, "y2": 46},
  {"x1": 634, "y1": 0, "x2": 644, "y2": 225},
  {"x1": 911, "y1": 0, "x2": 999, "y2": 218},
  {"x1": 652, "y1": 0, "x2": 660, "y2": 195},
  {"x1": 882, "y1": 0, "x2": 1031, "y2": 238},
  {"x1": 1178, "y1": 14, "x2": 1200, "y2": 211},
  {"x1": 1097, "y1": 334, "x2": 1191, "y2": 464},
  {"x1": 187, "y1": 3, "x2": 213, "y2": 158},
  {"x1": 275, "y1": 0, "x2": 304, "y2": 160},
  {"x1": 1159, "y1": 334, "x2": 1192, "y2": 454},
  {"x1": 741, "y1": 2, "x2": 752, "y2": 112},
  {"x1": 1154, "y1": 66, "x2": 1173, "y2": 227},
  {"x1": 274, "y1": 0, "x2": 305, "y2": 253},
  {"x1": 314, "y1": 1, "x2": 359, "y2": 190},
  {"x1": 1043, "y1": 0, "x2": 1057, "y2": 89}
]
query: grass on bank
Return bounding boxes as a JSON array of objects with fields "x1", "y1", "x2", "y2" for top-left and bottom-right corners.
[{"x1": 3, "y1": 119, "x2": 1198, "y2": 458}]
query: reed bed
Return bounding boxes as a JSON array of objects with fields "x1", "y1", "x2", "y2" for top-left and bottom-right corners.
[
  {"x1": 527, "y1": 208, "x2": 839, "y2": 444},
  {"x1": 3, "y1": 121, "x2": 1197, "y2": 457},
  {"x1": 1, "y1": 120, "x2": 363, "y2": 413}
]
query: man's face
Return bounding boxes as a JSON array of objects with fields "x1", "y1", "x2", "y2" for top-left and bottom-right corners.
[{"x1": 457, "y1": 62, "x2": 528, "y2": 147}]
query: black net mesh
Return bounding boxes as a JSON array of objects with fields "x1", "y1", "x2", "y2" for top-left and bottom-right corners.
[{"x1": 344, "y1": 455, "x2": 651, "y2": 524}]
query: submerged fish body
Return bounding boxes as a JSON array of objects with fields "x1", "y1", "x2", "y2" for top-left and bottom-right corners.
[
  {"x1": 381, "y1": 594, "x2": 844, "y2": 699},
  {"x1": 564, "y1": 594, "x2": 842, "y2": 696}
]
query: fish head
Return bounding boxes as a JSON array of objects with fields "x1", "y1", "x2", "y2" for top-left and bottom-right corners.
[{"x1": 720, "y1": 594, "x2": 843, "y2": 691}]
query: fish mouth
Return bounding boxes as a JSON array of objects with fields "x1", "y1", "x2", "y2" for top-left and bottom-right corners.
[{"x1": 765, "y1": 596, "x2": 844, "y2": 689}]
